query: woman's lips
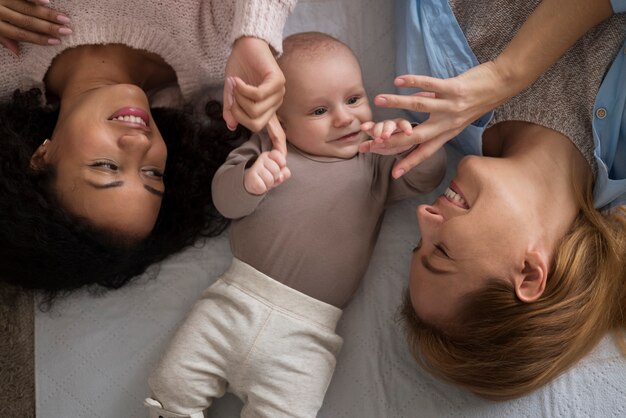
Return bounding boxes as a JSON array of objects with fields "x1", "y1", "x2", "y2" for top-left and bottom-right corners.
[
  {"x1": 108, "y1": 107, "x2": 151, "y2": 132},
  {"x1": 442, "y1": 181, "x2": 470, "y2": 209}
]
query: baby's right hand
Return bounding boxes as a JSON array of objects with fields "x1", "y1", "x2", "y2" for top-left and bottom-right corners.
[
  {"x1": 361, "y1": 118, "x2": 413, "y2": 143},
  {"x1": 359, "y1": 118, "x2": 415, "y2": 156},
  {"x1": 244, "y1": 149, "x2": 291, "y2": 195}
]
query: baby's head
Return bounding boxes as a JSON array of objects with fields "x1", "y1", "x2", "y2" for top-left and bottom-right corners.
[{"x1": 277, "y1": 32, "x2": 372, "y2": 158}]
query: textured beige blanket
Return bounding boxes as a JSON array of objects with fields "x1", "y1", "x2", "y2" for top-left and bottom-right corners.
[{"x1": 0, "y1": 283, "x2": 35, "y2": 417}]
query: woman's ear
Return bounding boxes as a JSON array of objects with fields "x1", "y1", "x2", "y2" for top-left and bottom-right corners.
[
  {"x1": 30, "y1": 139, "x2": 50, "y2": 171},
  {"x1": 514, "y1": 250, "x2": 547, "y2": 303}
]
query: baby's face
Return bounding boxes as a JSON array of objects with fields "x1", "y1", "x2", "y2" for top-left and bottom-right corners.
[{"x1": 278, "y1": 49, "x2": 372, "y2": 158}]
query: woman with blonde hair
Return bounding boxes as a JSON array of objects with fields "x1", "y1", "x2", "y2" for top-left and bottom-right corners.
[{"x1": 360, "y1": 0, "x2": 626, "y2": 399}]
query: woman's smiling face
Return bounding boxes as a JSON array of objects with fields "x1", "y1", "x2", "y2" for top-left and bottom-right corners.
[
  {"x1": 408, "y1": 155, "x2": 544, "y2": 326},
  {"x1": 32, "y1": 84, "x2": 167, "y2": 238}
]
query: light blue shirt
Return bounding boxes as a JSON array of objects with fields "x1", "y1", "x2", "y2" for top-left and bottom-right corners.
[{"x1": 396, "y1": 0, "x2": 626, "y2": 209}]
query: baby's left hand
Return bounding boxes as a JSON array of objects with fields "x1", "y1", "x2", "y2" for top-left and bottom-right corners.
[{"x1": 359, "y1": 118, "x2": 415, "y2": 155}]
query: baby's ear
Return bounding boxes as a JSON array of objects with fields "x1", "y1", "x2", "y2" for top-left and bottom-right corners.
[
  {"x1": 30, "y1": 139, "x2": 51, "y2": 171},
  {"x1": 514, "y1": 251, "x2": 547, "y2": 303}
]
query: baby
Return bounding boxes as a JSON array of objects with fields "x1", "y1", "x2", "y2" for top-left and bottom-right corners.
[{"x1": 145, "y1": 32, "x2": 446, "y2": 418}]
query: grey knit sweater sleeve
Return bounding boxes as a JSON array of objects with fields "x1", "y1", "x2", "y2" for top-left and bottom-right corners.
[
  {"x1": 0, "y1": 0, "x2": 297, "y2": 104},
  {"x1": 448, "y1": 0, "x2": 626, "y2": 172}
]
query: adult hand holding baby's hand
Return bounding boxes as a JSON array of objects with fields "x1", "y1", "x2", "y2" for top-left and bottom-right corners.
[
  {"x1": 0, "y1": 0, "x2": 72, "y2": 56},
  {"x1": 360, "y1": 118, "x2": 414, "y2": 155},
  {"x1": 244, "y1": 149, "x2": 291, "y2": 196},
  {"x1": 367, "y1": 61, "x2": 509, "y2": 177},
  {"x1": 223, "y1": 36, "x2": 286, "y2": 133}
]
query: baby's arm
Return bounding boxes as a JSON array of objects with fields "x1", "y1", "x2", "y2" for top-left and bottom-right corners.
[
  {"x1": 212, "y1": 132, "x2": 289, "y2": 219},
  {"x1": 244, "y1": 149, "x2": 290, "y2": 195}
]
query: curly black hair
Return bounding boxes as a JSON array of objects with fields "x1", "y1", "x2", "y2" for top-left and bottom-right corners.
[{"x1": 0, "y1": 89, "x2": 247, "y2": 298}]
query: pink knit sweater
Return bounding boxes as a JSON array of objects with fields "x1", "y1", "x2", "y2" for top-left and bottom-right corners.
[{"x1": 0, "y1": 0, "x2": 296, "y2": 104}]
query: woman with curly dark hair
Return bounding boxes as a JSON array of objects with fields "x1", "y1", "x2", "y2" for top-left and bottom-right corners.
[
  {"x1": 0, "y1": 89, "x2": 241, "y2": 293},
  {"x1": 0, "y1": 0, "x2": 296, "y2": 295}
]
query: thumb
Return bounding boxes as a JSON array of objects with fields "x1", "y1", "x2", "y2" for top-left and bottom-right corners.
[
  {"x1": 0, "y1": 36, "x2": 20, "y2": 57},
  {"x1": 222, "y1": 77, "x2": 238, "y2": 131}
]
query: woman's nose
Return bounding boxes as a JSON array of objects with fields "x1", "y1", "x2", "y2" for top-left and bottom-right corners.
[
  {"x1": 416, "y1": 204, "x2": 444, "y2": 227},
  {"x1": 118, "y1": 133, "x2": 150, "y2": 152}
]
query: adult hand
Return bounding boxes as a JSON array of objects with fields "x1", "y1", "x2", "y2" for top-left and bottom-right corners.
[
  {"x1": 360, "y1": 118, "x2": 414, "y2": 156},
  {"x1": 0, "y1": 0, "x2": 72, "y2": 56},
  {"x1": 243, "y1": 149, "x2": 291, "y2": 196},
  {"x1": 223, "y1": 36, "x2": 286, "y2": 133},
  {"x1": 266, "y1": 113, "x2": 287, "y2": 156},
  {"x1": 363, "y1": 61, "x2": 508, "y2": 178}
]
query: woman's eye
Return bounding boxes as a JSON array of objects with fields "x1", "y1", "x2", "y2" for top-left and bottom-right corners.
[
  {"x1": 346, "y1": 96, "x2": 360, "y2": 105},
  {"x1": 143, "y1": 168, "x2": 164, "y2": 179},
  {"x1": 434, "y1": 244, "x2": 450, "y2": 258},
  {"x1": 312, "y1": 107, "x2": 327, "y2": 116},
  {"x1": 91, "y1": 161, "x2": 118, "y2": 171}
]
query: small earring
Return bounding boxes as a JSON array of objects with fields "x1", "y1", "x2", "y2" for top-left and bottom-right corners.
[{"x1": 42, "y1": 139, "x2": 50, "y2": 146}]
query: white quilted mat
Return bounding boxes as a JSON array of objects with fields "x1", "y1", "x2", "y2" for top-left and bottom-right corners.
[{"x1": 36, "y1": 1, "x2": 626, "y2": 417}]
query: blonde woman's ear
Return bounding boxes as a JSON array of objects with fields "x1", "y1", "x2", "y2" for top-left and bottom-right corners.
[{"x1": 514, "y1": 250, "x2": 548, "y2": 303}]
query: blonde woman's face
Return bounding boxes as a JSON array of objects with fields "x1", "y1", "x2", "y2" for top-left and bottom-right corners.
[
  {"x1": 33, "y1": 84, "x2": 167, "y2": 238},
  {"x1": 408, "y1": 155, "x2": 532, "y2": 325}
]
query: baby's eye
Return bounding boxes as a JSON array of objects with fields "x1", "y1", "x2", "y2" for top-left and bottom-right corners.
[
  {"x1": 346, "y1": 96, "x2": 360, "y2": 105},
  {"x1": 312, "y1": 107, "x2": 327, "y2": 116},
  {"x1": 91, "y1": 161, "x2": 119, "y2": 171}
]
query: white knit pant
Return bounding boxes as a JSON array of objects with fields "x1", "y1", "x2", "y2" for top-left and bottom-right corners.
[{"x1": 146, "y1": 258, "x2": 343, "y2": 418}]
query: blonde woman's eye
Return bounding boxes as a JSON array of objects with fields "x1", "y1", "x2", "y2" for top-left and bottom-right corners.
[
  {"x1": 312, "y1": 107, "x2": 327, "y2": 116},
  {"x1": 434, "y1": 243, "x2": 450, "y2": 259},
  {"x1": 346, "y1": 96, "x2": 360, "y2": 105}
]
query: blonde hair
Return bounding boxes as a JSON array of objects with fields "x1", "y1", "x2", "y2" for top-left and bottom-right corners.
[{"x1": 403, "y1": 178, "x2": 626, "y2": 400}]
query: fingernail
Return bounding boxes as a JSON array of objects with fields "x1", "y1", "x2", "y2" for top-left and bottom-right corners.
[
  {"x1": 227, "y1": 123, "x2": 236, "y2": 131},
  {"x1": 393, "y1": 169, "x2": 405, "y2": 179},
  {"x1": 58, "y1": 27, "x2": 73, "y2": 36},
  {"x1": 57, "y1": 15, "x2": 71, "y2": 24},
  {"x1": 374, "y1": 96, "x2": 387, "y2": 106},
  {"x1": 48, "y1": 38, "x2": 61, "y2": 45},
  {"x1": 395, "y1": 78, "x2": 405, "y2": 86}
]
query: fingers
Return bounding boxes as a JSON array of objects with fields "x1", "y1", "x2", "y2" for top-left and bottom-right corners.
[
  {"x1": 222, "y1": 77, "x2": 238, "y2": 131},
  {"x1": 358, "y1": 139, "x2": 408, "y2": 156},
  {"x1": 244, "y1": 150, "x2": 290, "y2": 195},
  {"x1": 397, "y1": 119, "x2": 413, "y2": 135},
  {"x1": 266, "y1": 114, "x2": 287, "y2": 155},
  {"x1": 230, "y1": 76, "x2": 284, "y2": 132},
  {"x1": 394, "y1": 74, "x2": 454, "y2": 93},
  {"x1": 267, "y1": 149, "x2": 291, "y2": 183},
  {"x1": 391, "y1": 134, "x2": 450, "y2": 178},
  {"x1": 0, "y1": 0, "x2": 72, "y2": 47},
  {"x1": 0, "y1": 34, "x2": 18, "y2": 55},
  {"x1": 233, "y1": 72, "x2": 285, "y2": 103},
  {"x1": 373, "y1": 92, "x2": 449, "y2": 114}
]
